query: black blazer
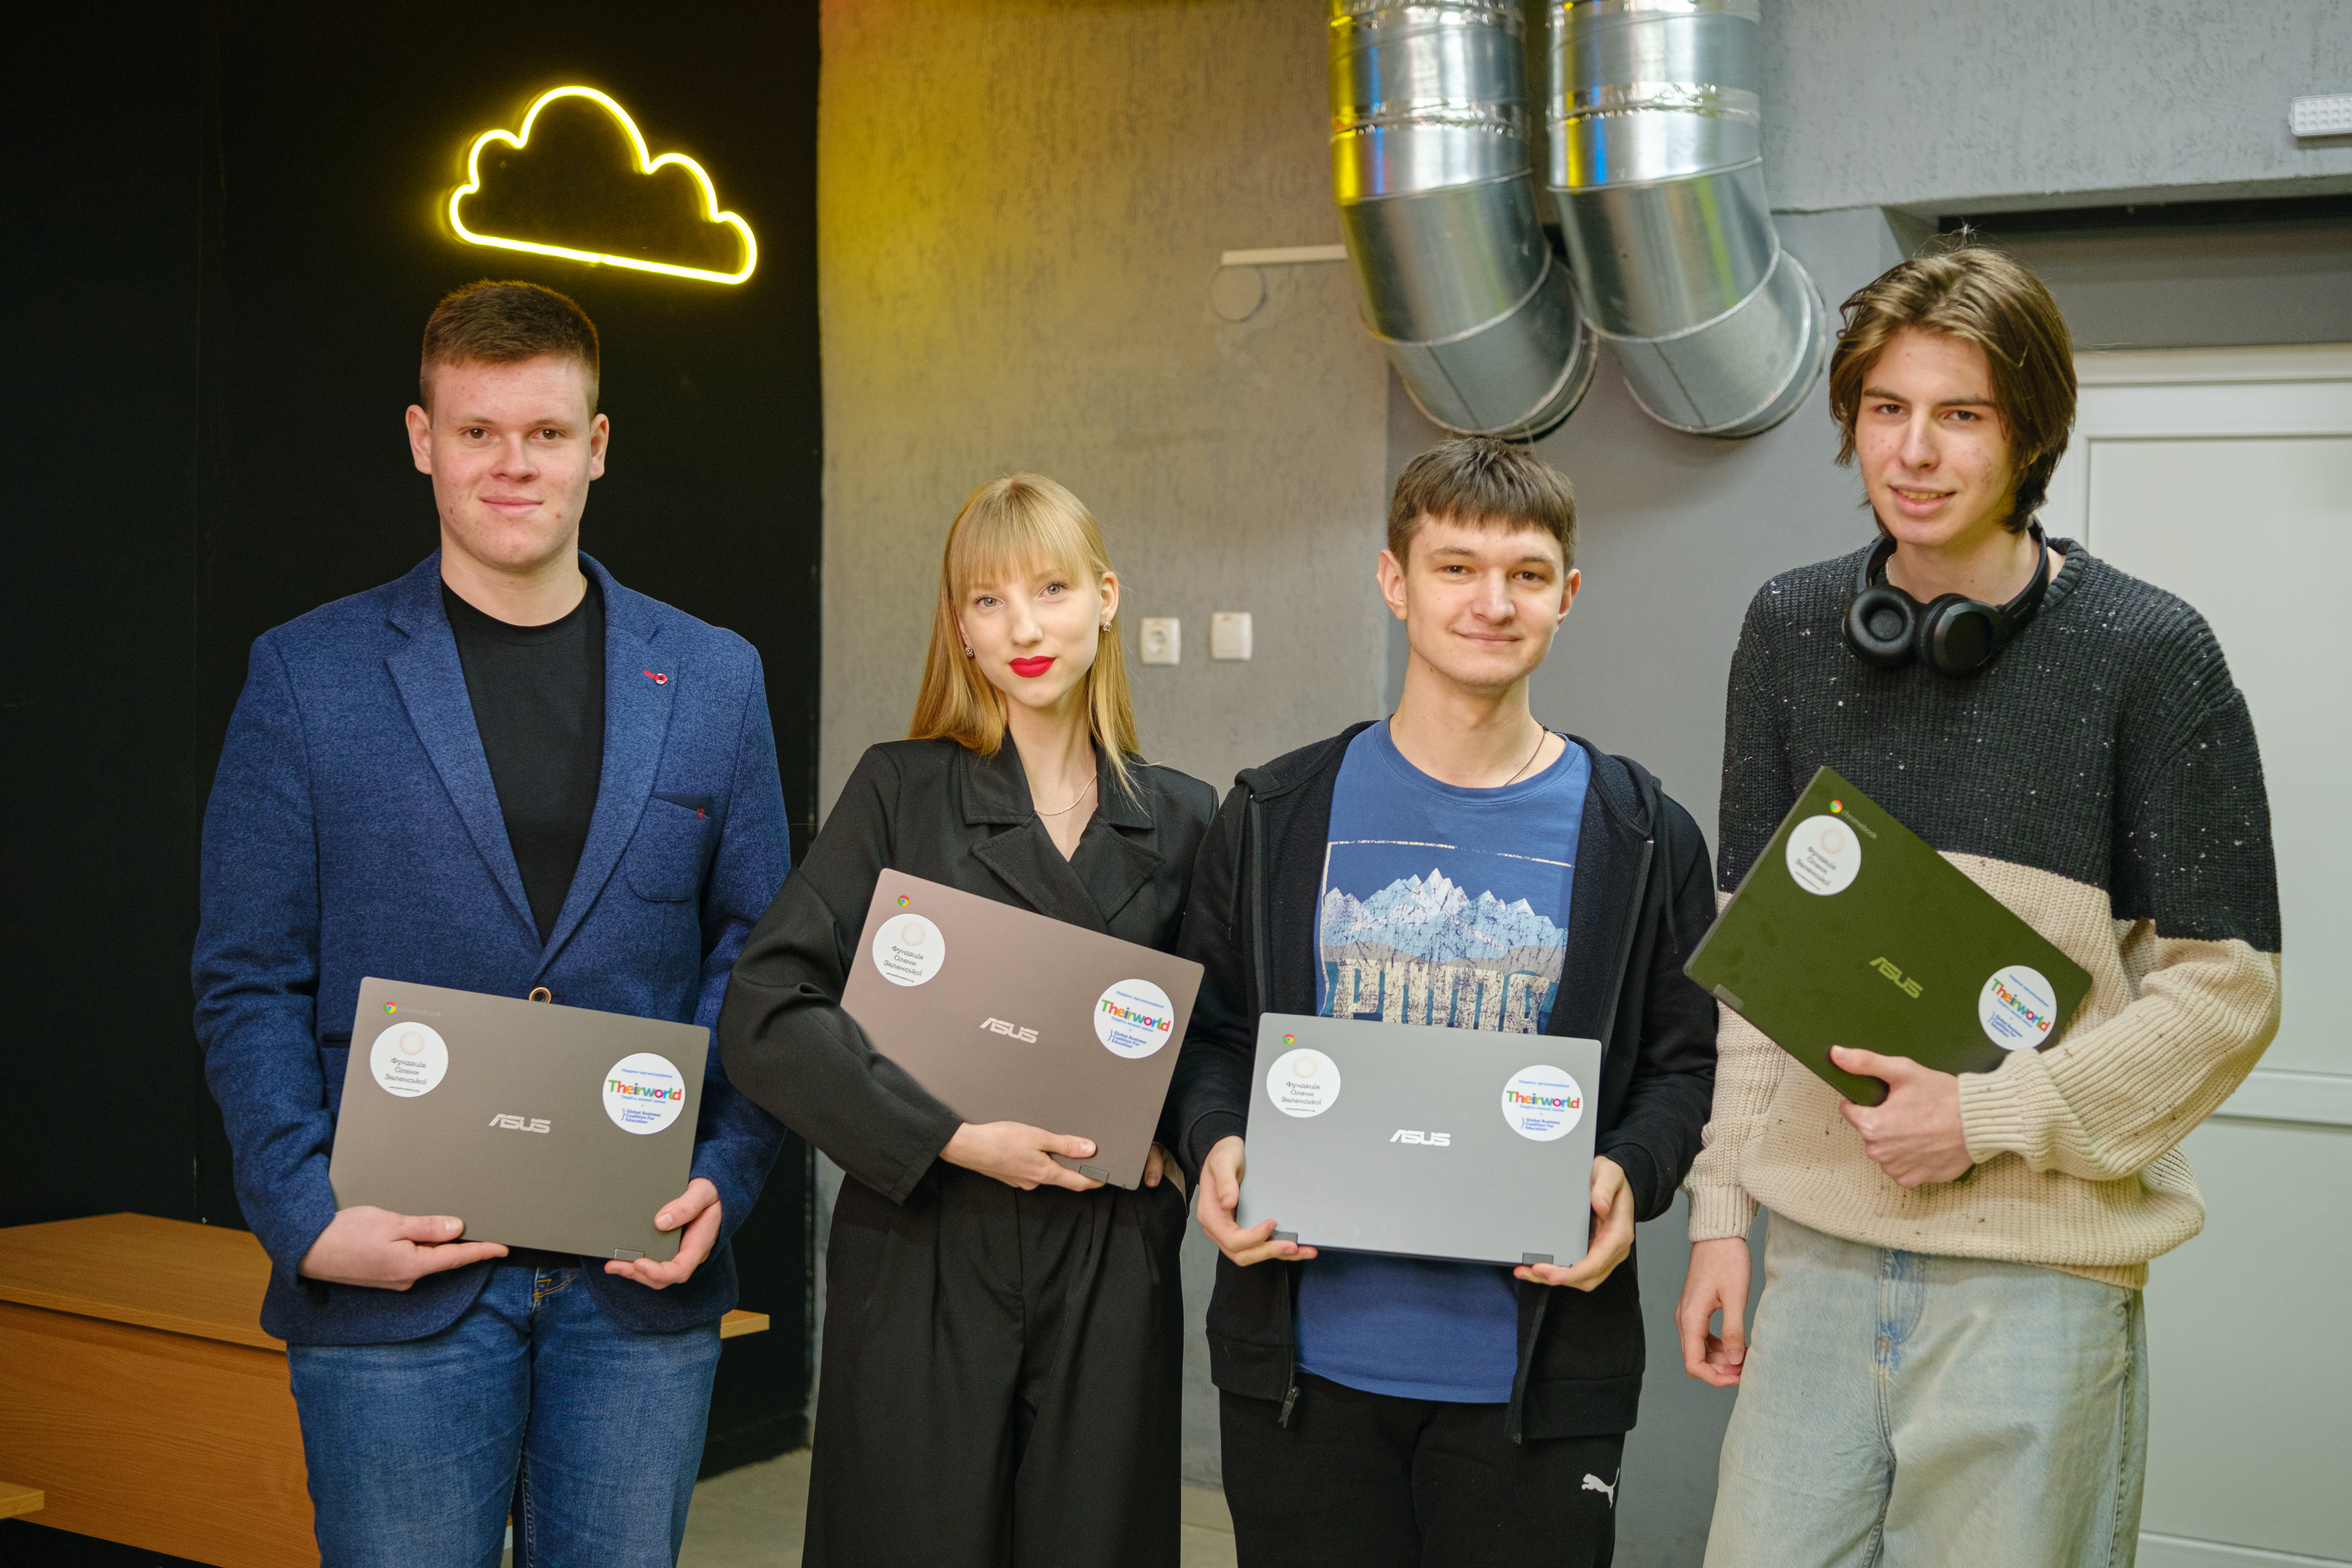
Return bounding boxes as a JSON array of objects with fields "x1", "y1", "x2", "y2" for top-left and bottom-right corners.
[
  {"x1": 719, "y1": 737, "x2": 1217, "y2": 1201},
  {"x1": 1164, "y1": 724, "x2": 1718, "y2": 1441}
]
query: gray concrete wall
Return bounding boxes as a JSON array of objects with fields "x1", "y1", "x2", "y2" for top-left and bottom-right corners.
[
  {"x1": 1759, "y1": 0, "x2": 2352, "y2": 213},
  {"x1": 818, "y1": 0, "x2": 1390, "y2": 817}
]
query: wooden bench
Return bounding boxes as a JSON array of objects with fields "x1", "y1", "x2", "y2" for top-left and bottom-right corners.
[{"x1": 0, "y1": 1213, "x2": 764, "y2": 1567}]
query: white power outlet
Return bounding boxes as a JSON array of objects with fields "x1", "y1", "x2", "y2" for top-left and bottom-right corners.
[
  {"x1": 1139, "y1": 618, "x2": 1180, "y2": 666},
  {"x1": 1210, "y1": 612, "x2": 1253, "y2": 661}
]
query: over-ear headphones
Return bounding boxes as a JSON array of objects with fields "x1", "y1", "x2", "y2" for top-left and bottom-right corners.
[{"x1": 1843, "y1": 522, "x2": 2051, "y2": 676}]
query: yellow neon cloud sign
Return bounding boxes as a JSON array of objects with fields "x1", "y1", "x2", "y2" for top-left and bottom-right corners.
[{"x1": 448, "y1": 86, "x2": 757, "y2": 285}]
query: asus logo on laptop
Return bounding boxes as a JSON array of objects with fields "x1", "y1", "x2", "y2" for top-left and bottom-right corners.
[
  {"x1": 488, "y1": 1114, "x2": 551, "y2": 1134},
  {"x1": 980, "y1": 1017, "x2": 1040, "y2": 1044},
  {"x1": 1390, "y1": 1129, "x2": 1451, "y2": 1146}
]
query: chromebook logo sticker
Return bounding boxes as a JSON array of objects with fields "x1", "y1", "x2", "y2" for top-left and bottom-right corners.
[
  {"x1": 1979, "y1": 965, "x2": 2059, "y2": 1051},
  {"x1": 872, "y1": 914, "x2": 946, "y2": 987},
  {"x1": 370, "y1": 1022, "x2": 448, "y2": 1098},
  {"x1": 1786, "y1": 815, "x2": 1862, "y2": 895},
  {"x1": 1267, "y1": 1049, "x2": 1341, "y2": 1118},
  {"x1": 603, "y1": 1052, "x2": 687, "y2": 1134},
  {"x1": 1095, "y1": 978, "x2": 1176, "y2": 1060},
  {"x1": 1502, "y1": 1065, "x2": 1584, "y2": 1142}
]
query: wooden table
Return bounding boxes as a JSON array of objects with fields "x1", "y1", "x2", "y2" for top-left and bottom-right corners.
[{"x1": 0, "y1": 1213, "x2": 767, "y2": 1567}]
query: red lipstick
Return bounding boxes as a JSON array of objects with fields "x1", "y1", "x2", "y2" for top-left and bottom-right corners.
[{"x1": 1009, "y1": 657, "x2": 1055, "y2": 679}]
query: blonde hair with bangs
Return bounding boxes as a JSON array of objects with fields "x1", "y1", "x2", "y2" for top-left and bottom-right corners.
[{"x1": 908, "y1": 475, "x2": 1143, "y2": 803}]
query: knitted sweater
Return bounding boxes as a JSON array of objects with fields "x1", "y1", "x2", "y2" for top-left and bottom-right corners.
[{"x1": 1686, "y1": 539, "x2": 2282, "y2": 1288}]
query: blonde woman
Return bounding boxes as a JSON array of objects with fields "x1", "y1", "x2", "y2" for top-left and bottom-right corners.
[{"x1": 719, "y1": 475, "x2": 1214, "y2": 1568}]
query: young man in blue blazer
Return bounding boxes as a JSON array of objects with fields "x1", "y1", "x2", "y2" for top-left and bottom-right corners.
[{"x1": 193, "y1": 281, "x2": 793, "y2": 1568}]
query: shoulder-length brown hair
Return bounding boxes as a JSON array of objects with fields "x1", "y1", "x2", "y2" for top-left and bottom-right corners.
[
  {"x1": 908, "y1": 474, "x2": 1143, "y2": 802},
  {"x1": 1829, "y1": 245, "x2": 2077, "y2": 532}
]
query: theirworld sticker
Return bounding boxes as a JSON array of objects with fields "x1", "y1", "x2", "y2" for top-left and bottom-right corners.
[
  {"x1": 1785, "y1": 815, "x2": 1862, "y2": 895},
  {"x1": 1095, "y1": 978, "x2": 1176, "y2": 1059},
  {"x1": 871, "y1": 913, "x2": 946, "y2": 987},
  {"x1": 1265, "y1": 1048, "x2": 1341, "y2": 1118},
  {"x1": 369, "y1": 1022, "x2": 448, "y2": 1098},
  {"x1": 604, "y1": 1052, "x2": 687, "y2": 1134},
  {"x1": 1501, "y1": 1065, "x2": 1584, "y2": 1142},
  {"x1": 1979, "y1": 965, "x2": 2059, "y2": 1051}
]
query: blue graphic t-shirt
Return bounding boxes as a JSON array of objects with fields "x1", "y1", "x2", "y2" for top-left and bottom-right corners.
[{"x1": 1293, "y1": 720, "x2": 1590, "y2": 1403}]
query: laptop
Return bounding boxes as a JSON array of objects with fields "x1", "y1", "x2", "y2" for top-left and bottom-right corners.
[
  {"x1": 1685, "y1": 765, "x2": 2093, "y2": 1106},
  {"x1": 1235, "y1": 1013, "x2": 1605, "y2": 1267},
  {"x1": 837, "y1": 869, "x2": 1205, "y2": 1189},
  {"x1": 328, "y1": 977, "x2": 708, "y2": 1262}
]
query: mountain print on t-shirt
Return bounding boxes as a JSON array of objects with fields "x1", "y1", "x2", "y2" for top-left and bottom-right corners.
[{"x1": 1317, "y1": 846, "x2": 1571, "y2": 1034}]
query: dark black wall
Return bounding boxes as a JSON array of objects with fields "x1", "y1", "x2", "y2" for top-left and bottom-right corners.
[{"x1": 4, "y1": 5, "x2": 818, "y2": 1556}]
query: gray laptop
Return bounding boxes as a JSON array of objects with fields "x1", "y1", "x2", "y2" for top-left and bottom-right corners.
[
  {"x1": 329, "y1": 977, "x2": 707, "y2": 1262},
  {"x1": 838, "y1": 869, "x2": 1204, "y2": 1189},
  {"x1": 1236, "y1": 1013, "x2": 1604, "y2": 1266}
]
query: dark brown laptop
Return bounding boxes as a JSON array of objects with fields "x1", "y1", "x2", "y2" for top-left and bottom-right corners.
[{"x1": 838, "y1": 870, "x2": 1204, "y2": 1188}]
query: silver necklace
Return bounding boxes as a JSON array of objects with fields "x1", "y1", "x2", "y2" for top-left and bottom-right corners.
[
  {"x1": 1497, "y1": 727, "x2": 1551, "y2": 788},
  {"x1": 1035, "y1": 774, "x2": 1099, "y2": 817}
]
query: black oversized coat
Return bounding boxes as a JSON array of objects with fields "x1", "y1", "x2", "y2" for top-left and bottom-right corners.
[{"x1": 719, "y1": 737, "x2": 1217, "y2": 1194}]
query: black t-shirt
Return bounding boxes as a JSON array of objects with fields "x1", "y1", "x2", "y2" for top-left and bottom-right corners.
[{"x1": 442, "y1": 577, "x2": 606, "y2": 945}]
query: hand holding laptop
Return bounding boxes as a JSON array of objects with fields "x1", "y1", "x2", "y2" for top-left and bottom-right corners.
[
  {"x1": 298, "y1": 1206, "x2": 510, "y2": 1290},
  {"x1": 1196, "y1": 1135, "x2": 1318, "y2": 1265},
  {"x1": 603, "y1": 1177, "x2": 723, "y2": 1289},
  {"x1": 1512, "y1": 1153, "x2": 1634, "y2": 1291},
  {"x1": 1827, "y1": 1046, "x2": 1970, "y2": 1186}
]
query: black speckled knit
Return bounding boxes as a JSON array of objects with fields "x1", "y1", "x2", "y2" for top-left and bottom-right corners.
[{"x1": 1718, "y1": 539, "x2": 2280, "y2": 952}]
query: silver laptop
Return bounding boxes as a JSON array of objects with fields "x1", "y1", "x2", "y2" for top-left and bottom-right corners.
[
  {"x1": 838, "y1": 870, "x2": 1204, "y2": 1189},
  {"x1": 328, "y1": 977, "x2": 707, "y2": 1262},
  {"x1": 1236, "y1": 1013, "x2": 1604, "y2": 1266}
]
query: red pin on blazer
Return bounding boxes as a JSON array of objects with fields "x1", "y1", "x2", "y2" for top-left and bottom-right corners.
[{"x1": 644, "y1": 670, "x2": 669, "y2": 685}]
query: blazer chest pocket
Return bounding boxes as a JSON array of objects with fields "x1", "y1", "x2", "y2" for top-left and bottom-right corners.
[{"x1": 627, "y1": 793, "x2": 717, "y2": 902}]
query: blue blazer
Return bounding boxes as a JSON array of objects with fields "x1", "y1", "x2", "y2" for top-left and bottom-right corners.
[{"x1": 193, "y1": 553, "x2": 792, "y2": 1345}]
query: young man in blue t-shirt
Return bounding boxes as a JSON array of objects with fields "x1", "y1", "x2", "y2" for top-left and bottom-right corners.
[{"x1": 1167, "y1": 437, "x2": 1719, "y2": 1565}]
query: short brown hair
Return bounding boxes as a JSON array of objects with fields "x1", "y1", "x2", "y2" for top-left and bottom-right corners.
[
  {"x1": 420, "y1": 280, "x2": 602, "y2": 413},
  {"x1": 1828, "y1": 246, "x2": 2075, "y2": 532},
  {"x1": 1388, "y1": 437, "x2": 1578, "y2": 567}
]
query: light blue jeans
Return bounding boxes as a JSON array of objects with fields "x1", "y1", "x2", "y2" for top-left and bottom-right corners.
[
  {"x1": 286, "y1": 1266, "x2": 723, "y2": 1568},
  {"x1": 1705, "y1": 1213, "x2": 2147, "y2": 1568}
]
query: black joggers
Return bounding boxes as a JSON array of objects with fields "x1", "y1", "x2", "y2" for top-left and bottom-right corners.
[
  {"x1": 1222, "y1": 1373, "x2": 1625, "y2": 1568},
  {"x1": 804, "y1": 1163, "x2": 1189, "y2": 1568}
]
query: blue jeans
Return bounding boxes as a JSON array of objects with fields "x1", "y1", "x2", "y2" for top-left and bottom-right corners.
[
  {"x1": 1705, "y1": 1214, "x2": 2148, "y2": 1568},
  {"x1": 286, "y1": 1265, "x2": 723, "y2": 1568}
]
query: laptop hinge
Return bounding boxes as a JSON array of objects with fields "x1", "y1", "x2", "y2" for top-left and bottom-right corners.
[
  {"x1": 1079, "y1": 1165, "x2": 1110, "y2": 1183},
  {"x1": 610, "y1": 1249, "x2": 645, "y2": 1261},
  {"x1": 1711, "y1": 984, "x2": 1744, "y2": 1011},
  {"x1": 1521, "y1": 1253, "x2": 1553, "y2": 1267},
  {"x1": 1271, "y1": 1230, "x2": 1297, "y2": 1244}
]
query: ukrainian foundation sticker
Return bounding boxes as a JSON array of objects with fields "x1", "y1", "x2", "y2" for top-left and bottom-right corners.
[
  {"x1": 604, "y1": 1052, "x2": 687, "y2": 1134},
  {"x1": 1979, "y1": 964, "x2": 2059, "y2": 1051},
  {"x1": 1785, "y1": 815, "x2": 1863, "y2": 895},
  {"x1": 369, "y1": 1022, "x2": 448, "y2": 1098},
  {"x1": 1501, "y1": 1065, "x2": 1585, "y2": 1142},
  {"x1": 1095, "y1": 978, "x2": 1176, "y2": 1059},
  {"x1": 871, "y1": 913, "x2": 946, "y2": 987},
  {"x1": 1265, "y1": 1048, "x2": 1342, "y2": 1118}
]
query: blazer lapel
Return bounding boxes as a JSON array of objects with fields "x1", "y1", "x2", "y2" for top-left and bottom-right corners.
[
  {"x1": 384, "y1": 559, "x2": 535, "y2": 938},
  {"x1": 959, "y1": 743, "x2": 1117, "y2": 933},
  {"x1": 1070, "y1": 764, "x2": 1164, "y2": 928},
  {"x1": 536, "y1": 560, "x2": 672, "y2": 969}
]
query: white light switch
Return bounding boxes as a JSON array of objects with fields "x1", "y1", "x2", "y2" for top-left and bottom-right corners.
[
  {"x1": 1210, "y1": 612, "x2": 1253, "y2": 661},
  {"x1": 1139, "y1": 618, "x2": 1180, "y2": 666}
]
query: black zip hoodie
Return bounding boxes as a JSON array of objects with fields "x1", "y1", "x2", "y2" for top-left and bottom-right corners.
[{"x1": 1165, "y1": 723, "x2": 1718, "y2": 1441}]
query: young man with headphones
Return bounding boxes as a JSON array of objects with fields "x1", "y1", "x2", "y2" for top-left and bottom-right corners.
[{"x1": 1679, "y1": 248, "x2": 2281, "y2": 1567}]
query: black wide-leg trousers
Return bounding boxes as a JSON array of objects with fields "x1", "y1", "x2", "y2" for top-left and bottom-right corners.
[{"x1": 804, "y1": 1163, "x2": 1188, "y2": 1568}]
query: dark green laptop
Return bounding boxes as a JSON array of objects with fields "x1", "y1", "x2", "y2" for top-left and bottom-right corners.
[{"x1": 1685, "y1": 766, "x2": 2091, "y2": 1105}]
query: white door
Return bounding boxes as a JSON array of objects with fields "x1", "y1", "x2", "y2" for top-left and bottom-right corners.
[{"x1": 2044, "y1": 345, "x2": 2352, "y2": 1568}]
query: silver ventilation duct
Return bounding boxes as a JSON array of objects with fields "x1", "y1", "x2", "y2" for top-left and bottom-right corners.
[
  {"x1": 1545, "y1": 0, "x2": 1827, "y2": 437},
  {"x1": 1330, "y1": 1, "x2": 1596, "y2": 439}
]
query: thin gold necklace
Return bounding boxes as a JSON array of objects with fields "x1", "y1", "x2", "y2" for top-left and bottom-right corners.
[{"x1": 1035, "y1": 774, "x2": 1099, "y2": 817}]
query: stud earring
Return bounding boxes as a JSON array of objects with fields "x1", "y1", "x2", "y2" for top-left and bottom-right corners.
[
  {"x1": 1100, "y1": 620, "x2": 1112, "y2": 633},
  {"x1": 963, "y1": 645, "x2": 974, "y2": 658}
]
